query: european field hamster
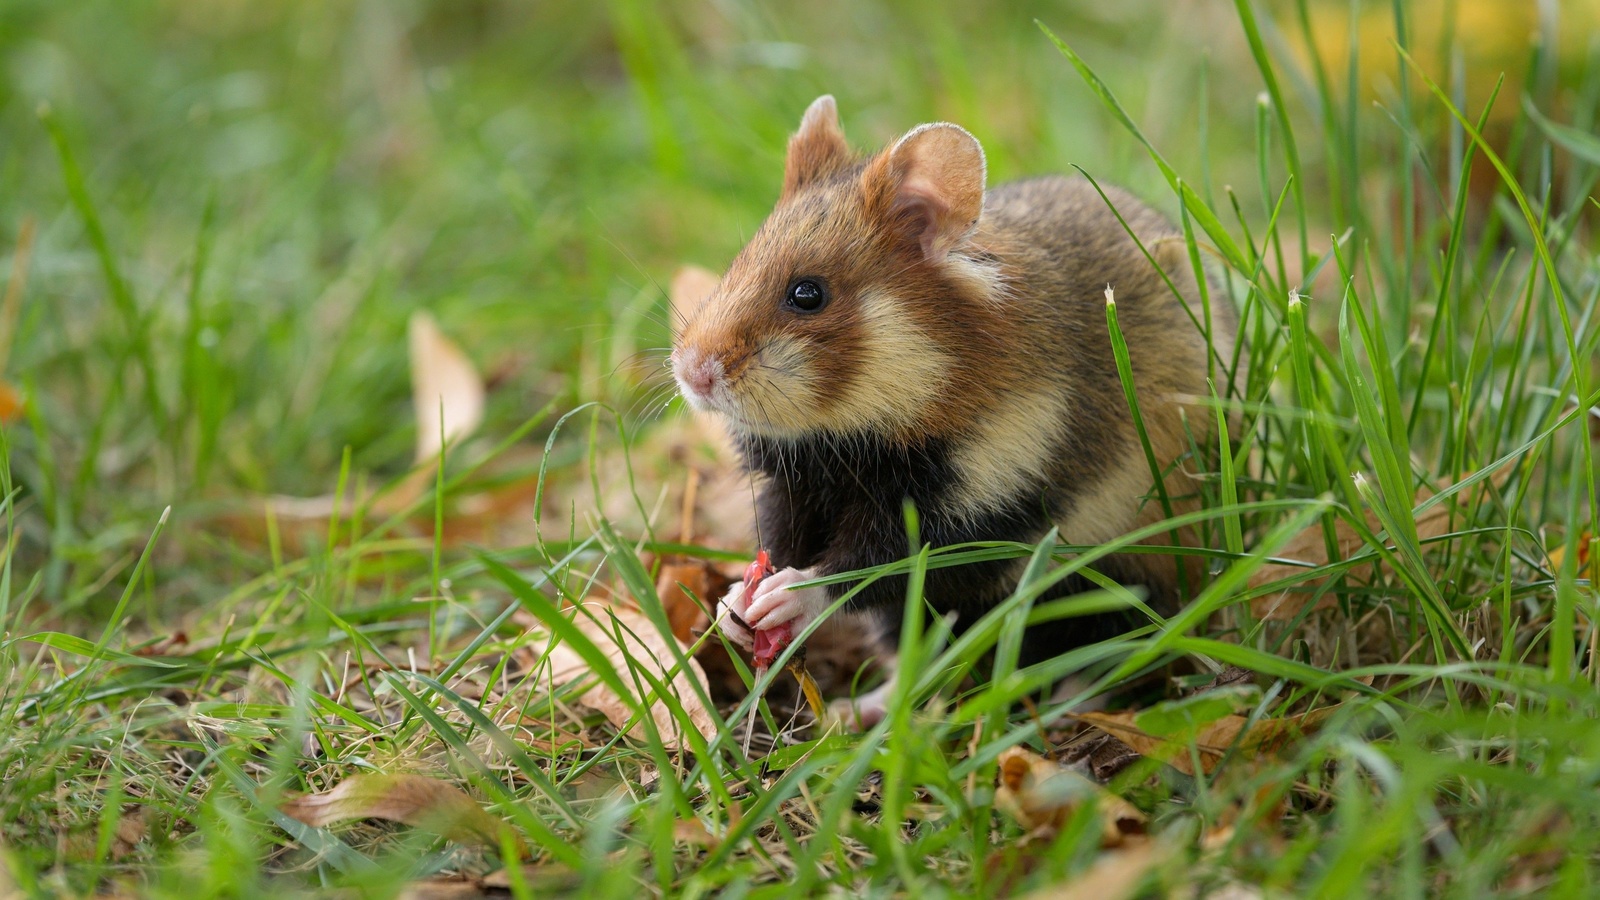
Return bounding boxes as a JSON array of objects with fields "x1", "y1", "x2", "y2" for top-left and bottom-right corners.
[{"x1": 671, "y1": 96, "x2": 1237, "y2": 717}]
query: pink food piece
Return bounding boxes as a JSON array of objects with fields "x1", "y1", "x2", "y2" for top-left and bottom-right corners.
[
  {"x1": 740, "y1": 549, "x2": 791, "y2": 670},
  {"x1": 742, "y1": 549, "x2": 775, "y2": 596},
  {"x1": 752, "y1": 620, "x2": 793, "y2": 671}
]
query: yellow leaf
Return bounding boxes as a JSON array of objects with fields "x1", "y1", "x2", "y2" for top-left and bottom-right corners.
[
  {"x1": 789, "y1": 663, "x2": 827, "y2": 722},
  {"x1": 1547, "y1": 531, "x2": 1596, "y2": 585}
]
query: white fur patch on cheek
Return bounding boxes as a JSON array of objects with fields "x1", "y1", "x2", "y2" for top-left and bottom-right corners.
[
  {"x1": 705, "y1": 292, "x2": 951, "y2": 437},
  {"x1": 721, "y1": 337, "x2": 820, "y2": 435},
  {"x1": 817, "y1": 289, "x2": 949, "y2": 434}
]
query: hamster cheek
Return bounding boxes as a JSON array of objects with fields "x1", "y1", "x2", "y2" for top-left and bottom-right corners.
[{"x1": 743, "y1": 338, "x2": 823, "y2": 432}]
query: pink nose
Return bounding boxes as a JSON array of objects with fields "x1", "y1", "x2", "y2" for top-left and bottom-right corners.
[{"x1": 673, "y1": 349, "x2": 724, "y2": 401}]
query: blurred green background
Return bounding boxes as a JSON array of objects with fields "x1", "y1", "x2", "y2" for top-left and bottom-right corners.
[
  {"x1": 2, "y1": 0, "x2": 1595, "y2": 617},
  {"x1": 0, "y1": 0, "x2": 1275, "y2": 610}
]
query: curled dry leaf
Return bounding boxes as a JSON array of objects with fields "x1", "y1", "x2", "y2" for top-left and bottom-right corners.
[
  {"x1": 534, "y1": 600, "x2": 718, "y2": 751},
  {"x1": 654, "y1": 558, "x2": 725, "y2": 643},
  {"x1": 994, "y1": 747, "x2": 1146, "y2": 847},
  {"x1": 1250, "y1": 469, "x2": 1510, "y2": 620},
  {"x1": 477, "y1": 864, "x2": 582, "y2": 894},
  {"x1": 234, "y1": 311, "x2": 489, "y2": 543},
  {"x1": 394, "y1": 880, "x2": 487, "y2": 900},
  {"x1": 1016, "y1": 839, "x2": 1169, "y2": 900},
  {"x1": 1074, "y1": 705, "x2": 1340, "y2": 777},
  {"x1": 349, "y1": 309, "x2": 489, "y2": 515},
  {"x1": 279, "y1": 773, "x2": 505, "y2": 846},
  {"x1": 670, "y1": 265, "x2": 720, "y2": 322},
  {"x1": 408, "y1": 311, "x2": 485, "y2": 466}
]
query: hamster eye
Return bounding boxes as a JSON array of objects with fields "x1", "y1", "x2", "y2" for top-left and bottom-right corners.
[{"x1": 785, "y1": 278, "x2": 828, "y2": 313}]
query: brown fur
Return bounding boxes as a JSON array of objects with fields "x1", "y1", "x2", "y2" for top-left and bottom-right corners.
[{"x1": 674, "y1": 96, "x2": 1237, "y2": 608}]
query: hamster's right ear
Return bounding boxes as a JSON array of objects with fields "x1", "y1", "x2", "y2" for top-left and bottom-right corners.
[
  {"x1": 867, "y1": 122, "x2": 987, "y2": 262},
  {"x1": 782, "y1": 95, "x2": 851, "y2": 198}
]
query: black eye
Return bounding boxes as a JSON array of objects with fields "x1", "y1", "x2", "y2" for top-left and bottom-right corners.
[{"x1": 785, "y1": 278, "x2": 828, "y2": 313}]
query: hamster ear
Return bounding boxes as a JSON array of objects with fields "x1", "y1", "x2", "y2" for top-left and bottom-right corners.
[
  {"x1": 782, "y1": 95, "x2": 851, "y2": 197},
  {"x1": 872, "y1": 123, "x2": 986, "y2": 262}
]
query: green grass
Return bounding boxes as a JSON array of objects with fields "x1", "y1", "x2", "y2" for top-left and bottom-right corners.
[{"x1": 4, "y1": 0, "x2": 1600, "y2": 896}]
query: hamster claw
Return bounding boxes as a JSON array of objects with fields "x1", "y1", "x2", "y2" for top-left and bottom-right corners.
[{"x1": 716, "y1": 581, "x2": 755, "y2": 650}]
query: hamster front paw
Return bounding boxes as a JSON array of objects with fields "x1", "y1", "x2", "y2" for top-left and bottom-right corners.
[
  {"x1": 742, "y1": 566, "x2": 828, "y2": 635},
  {"x1": 829, "y1": 678, "x2": 895, "y2": 731}
]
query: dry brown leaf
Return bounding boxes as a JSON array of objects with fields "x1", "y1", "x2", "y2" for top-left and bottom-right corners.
[
  {"x1": 646, "y1": 468, "x2": 724, "y2": 643},
  {"x1": 654, "y1": 559, "x2": 723, "y2": 642},
  {"x1": 227, "y1": 312, "x2": 490, "y2": 545},
  {"x1": 409, "y1": 311, "x2": 485, "y2": 465},
  {"x1": 1016, "y1": 840, "x2": 1167, "y2": 900},
  {"x1": 279, "y1": 773, "x2": 504, "y2": 845},
  {"x1": 1201, "y1": 822, "x2": 1236, "y2": 851},
  {"x1": 133, "y1": 631, "x2": 190, "y2": 657},
  {"x1": 1058, "y1": 731, "x2": 1144, "y2": 783},
  {"x1": 1547, "y1": 530, "x2": 1596, "y2": 584},
  {"x1": 534, "y1": 600, "x2": 718, "y2": 751},
  {"x1": 671, "y1": 816, "x2": 720, "y2": 848},
  {"x1": 670, "y1": 265, "x2": 720, "y2": 322},
  {"x1": 110, "y1": 810, "x2": 147, "y2": 861},
  {"x1": 396, "y1": 879, "x2": 491, "y2": 900},
  {"x1": 1075, "y1": 705, "x2": 1339, "y2": 777},
  {"x1": 477, "y1": 864, "x2": 581, "y2": 894},
  {"x1": 994, "y1": 747, "x2": 1146, "y2": 846},
  {"x1": 0, "y1": 380, "x2": 21, "y2": 424},
  {"x1": 1250, "y1": 470, "x2": 1509, "y2": 620}
]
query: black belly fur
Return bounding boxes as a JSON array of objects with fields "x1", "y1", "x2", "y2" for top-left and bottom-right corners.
[{"x1": 739, "y1": 431, "x2": 1141, "y2": 667}]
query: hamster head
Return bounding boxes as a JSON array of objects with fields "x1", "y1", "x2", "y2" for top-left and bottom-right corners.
[{"x1": 672, "y1": 95, "x2": 1003, "y2": 442}]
